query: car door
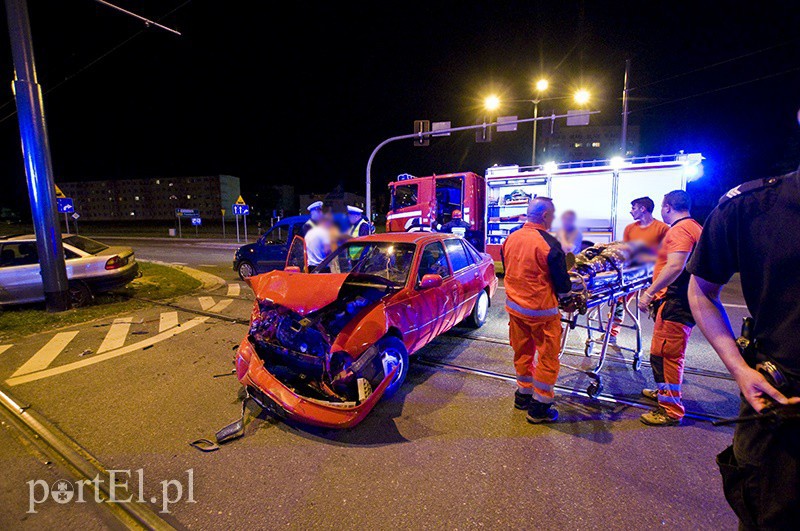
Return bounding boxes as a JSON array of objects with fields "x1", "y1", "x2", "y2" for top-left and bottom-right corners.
[
  {"x1": 0, "y1": 241, "x2": 44, "y2": 304},
  {"x1": 256, "y1": 223, "x2": 290, "y2": 272},
  {"x1": 443, "y1": 238, "x2": 482, "y2": 325},
  {"x1": 407, "y1": 241, "x2": 456, "y2": 351}
]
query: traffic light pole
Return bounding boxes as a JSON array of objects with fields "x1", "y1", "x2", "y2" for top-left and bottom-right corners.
[
  {"x1": 5, "y1": 0, "x2": 70, "y2": 311},
  {"x1": 364, "y1": 111, "x2": 599, "y2": 222}
]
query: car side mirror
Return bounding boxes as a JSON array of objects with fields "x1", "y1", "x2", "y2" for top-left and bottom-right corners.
[
  {"x1": 285, "y1": 266, "x2": 301, "y2": 273},
  {"x1": 419, "y1": 273, "x2": 443, "y2": 289}
]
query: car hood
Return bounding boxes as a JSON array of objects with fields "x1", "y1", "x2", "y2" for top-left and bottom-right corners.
[{"x1": 246, "y1": 271, "x2": 351, "y2": 316}]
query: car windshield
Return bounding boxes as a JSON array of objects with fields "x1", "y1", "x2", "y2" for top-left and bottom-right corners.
[
  {"x1": 63, "y1": 235, "x2": 109, "y2": 254},
  {"x1": 314, "y1": 241, "x2": 416, "y2": 286}
]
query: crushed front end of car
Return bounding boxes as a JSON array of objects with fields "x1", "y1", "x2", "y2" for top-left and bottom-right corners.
[{"x1": 235, "y1": 271, "x2": 403, "y2": 429}]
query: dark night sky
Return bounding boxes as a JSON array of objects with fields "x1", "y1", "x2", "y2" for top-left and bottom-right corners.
[{"x1": 0, "y1": 0, "x2": 799, "y2": 215}]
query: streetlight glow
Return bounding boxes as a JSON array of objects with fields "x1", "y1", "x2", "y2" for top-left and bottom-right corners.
[
  {"x1": 484, "y1": 95, "x2": 501, "y2": 111},
  {"x1": 535, "y1": 79, "x2": 549, "y2": 93},
  {"x1": 543, "y1": 161, "x2": 558, "y2": 174},
  {"x1": 574, "y1": 89, "x2": 590, "y2": 105}
]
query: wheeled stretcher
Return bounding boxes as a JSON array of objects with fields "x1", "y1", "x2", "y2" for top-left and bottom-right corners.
[{"x1": 558, "y1": 262, "x2": 654, "y2": 398}]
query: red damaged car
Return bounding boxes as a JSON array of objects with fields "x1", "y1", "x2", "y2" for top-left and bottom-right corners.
[{"x1": 235, "y1": 232, "x2": 498, "y2": 429}]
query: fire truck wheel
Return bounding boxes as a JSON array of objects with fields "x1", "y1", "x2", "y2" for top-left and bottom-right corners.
[{"x1": 466, "y1": 290, "x2": 489, "y2": 328}]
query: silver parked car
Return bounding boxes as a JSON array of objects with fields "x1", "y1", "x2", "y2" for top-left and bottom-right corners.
[{"x1": 0, "y1": 234, "x2": 139, "y2": 307}]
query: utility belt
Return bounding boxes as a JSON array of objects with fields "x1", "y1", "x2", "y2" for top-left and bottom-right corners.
[{"x1": 738, "y1": 317, "x2": 800, "y2": 399}]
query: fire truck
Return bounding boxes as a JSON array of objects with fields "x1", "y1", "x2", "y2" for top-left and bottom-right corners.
[{"x1": 385, "y1": 153, "x2": 703, "y2": 261}]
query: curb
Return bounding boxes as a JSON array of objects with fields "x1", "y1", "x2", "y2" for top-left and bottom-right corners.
[{"x1": 141, "y1": 260, "x2": 226, "y2": 291}]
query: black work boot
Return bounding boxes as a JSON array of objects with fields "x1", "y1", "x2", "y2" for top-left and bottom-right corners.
[
  {"x1": 514, "y1": 391, "x2": 532, "y2": 410},
  {"x1": 526, "y1": 399, "x2": 559, "y2": 423}
]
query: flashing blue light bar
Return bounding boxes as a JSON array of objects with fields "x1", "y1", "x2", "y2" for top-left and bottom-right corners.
[{"x1": 397, "y1": 173, "x2": 416, "y2": 181}]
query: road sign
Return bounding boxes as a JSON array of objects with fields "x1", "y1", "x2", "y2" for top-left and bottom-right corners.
[
  {"x1": 431, "y1": 121, "x2": 451, "y2": 137},
  {"x1": 55, "y1": 184, "x2": 66, "y2": 199},
  {"x1": 232, "y1": 204, "x2": 249, "y2": 216},
  {"x1": 175, "y1": 208, "x2": 200, "y2": 217},
  {"x1": 56, "y1": 197, "x2": 74, "y2": 213},
  {"x1": 475, "y1": 119, "x2": 492, "y2": 143},
  {"x1": 497, "y1": 115, "x2": 518, "y2": 132},
  {"x1": 221, "y1": 208, "x2": 226, "y2": 216},
  {"x1": 191, "y1": 217, "x2": 202, "y2": 226},
  {"x1": 566, "y1": 110, "x2": 591, "y2": 126},
  {"x1": 71, "y1": 212, "x2": 80, "y2": 220},
  {"x1": 234, "y1": 195, "x2": 246, "y2": 206},
  {"x1": 413, "y1": 120, "x2": 430, "y2": 146}
]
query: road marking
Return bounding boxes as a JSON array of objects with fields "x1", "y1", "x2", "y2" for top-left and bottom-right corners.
[
  {"x1": 199, "y1": 296, "x2": 215, "y2": 311},
  {"x1": 209, "y1": 299, "x2": 233, "y2": 313},
  {"x1": 0, "y1": 345, "x2": 12, "y2": 356},
  {"x1": 10, "y1": 331, "x2": 79, "y2": 378},
  {"x1": 159, "y1": 311, "x2": 179, "y2": 332},
  {"x1": 97, "y1": 317, "x2": 133, "y2": 353},
  {"x1": 227, "y1": 283, "x2": 241, "y2": 297},
  {"x1": 5, "y1": 317, "x2": 209, "y2": 387}
]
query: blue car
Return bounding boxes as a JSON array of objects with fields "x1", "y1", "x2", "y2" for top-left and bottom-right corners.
[{"x1": 233, "y1": 215, "x2": 310, "y2": 279}]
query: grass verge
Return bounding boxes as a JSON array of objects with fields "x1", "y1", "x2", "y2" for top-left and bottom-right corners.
[{"x1": 0, "y1": 262, "x2": 201, "y2": 341}]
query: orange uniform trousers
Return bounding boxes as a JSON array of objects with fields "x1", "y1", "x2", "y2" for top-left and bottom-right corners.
[
  {"x1": 650, "y1": 303, "x2": 693, "y2": 419},
  {"x1": 508, "y1": 314, "x2": 563, "y2": 404}
]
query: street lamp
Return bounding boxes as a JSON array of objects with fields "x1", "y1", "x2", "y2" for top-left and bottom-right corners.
[
  {"x1": 574, "y1": 89, "x2": 590, "y2": 105},
  {"x1": 531, "y1": 79, "x2": 549, "y2": 166},
  {"x1": 483, "y1": 95, "x2": 500, "y2": 112}
]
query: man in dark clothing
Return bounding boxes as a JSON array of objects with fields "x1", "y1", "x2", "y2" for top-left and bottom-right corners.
[
  {"x1": 440, "y1": 209, "x2": 471, "y2": 236},
  {"x1": 687, "y1": 169, "x2": 800, "y2": 529}
]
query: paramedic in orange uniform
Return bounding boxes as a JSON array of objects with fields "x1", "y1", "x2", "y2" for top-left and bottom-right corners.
[
  {"x1": 608, "y1": 197, "x2": 670, "y2": 343},
  {"x1": 502, "y1": 197, "x2": 572, "y2": 423},
  {"x1": 637, "y1": 190, "x2": 702, "y2": 426}
]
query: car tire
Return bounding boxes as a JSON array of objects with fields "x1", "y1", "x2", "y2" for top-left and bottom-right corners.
[
  {"x1": 237, "y1": 261, "x2": 256, "y2": 280},
  {"x1": 377, "y1": 336, "x2": 409, "y2": 399},
  {"x1": 68, "y1": 281, "x2": 93, "y2": 308},
  {"x1": 466, "y1": 289, "x2": 489, "y2": 328}
]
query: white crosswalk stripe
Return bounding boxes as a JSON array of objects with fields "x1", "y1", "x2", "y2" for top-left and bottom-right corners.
[
  {"x1": 97, "y1": 317, "x2": 133, "y2": 353},
  {"x1": 199, "y1": 296, "x2": 215, "y2": 311},
  {"x1": 227, "y1": 283, "x2": 241, "y2": 297},
  {"x1": 0, "y1": 345, "x2": 12, "y2": 356},
  {"x1": 10, "y1": 331, "x2": 79, "y2": 377},
  {"x1": 159, "y1": 311, "x2": 179, "y2": 332},
  {"x1": 208, "y1": 299, "x2": 233, "y2": 313}
]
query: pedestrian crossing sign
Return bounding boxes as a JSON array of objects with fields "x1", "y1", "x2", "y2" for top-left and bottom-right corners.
[
  {"x1": 55, "y1": 185, "x2": 66, "y2": 199},
  {"x1": 235, "y1": 195, "x2": 246, "y2": 205}
]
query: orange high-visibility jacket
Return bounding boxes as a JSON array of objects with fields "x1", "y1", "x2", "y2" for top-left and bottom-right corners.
[{"x1": 502, "y1": 222, "x2": 571, "y2": 320}]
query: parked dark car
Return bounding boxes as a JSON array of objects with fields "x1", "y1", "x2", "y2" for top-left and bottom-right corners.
[{"x1": 233, "y1": 216, "x2": 310, "y2": 279}]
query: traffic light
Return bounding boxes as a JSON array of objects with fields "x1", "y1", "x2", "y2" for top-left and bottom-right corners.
[
  {"x1": 413, "y1": 120, "x2": 430, "y2": 147},
  {"x1": 475, "y1": 119, "x2": 492, "y2": 143}
]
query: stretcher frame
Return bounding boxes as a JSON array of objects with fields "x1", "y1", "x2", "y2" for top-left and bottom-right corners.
[{"x1": 558, "y1": 275, "x2": 651, "y2": 398}]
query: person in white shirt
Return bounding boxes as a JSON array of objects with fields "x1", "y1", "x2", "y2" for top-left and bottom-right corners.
[{"x1": 305, "y1": 214, "x2": 334, "y2": 268}]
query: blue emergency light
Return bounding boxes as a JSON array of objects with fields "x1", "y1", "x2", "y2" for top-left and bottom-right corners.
[{"x1": 397, "y1": 173, "x2": 415, "y2": 181}]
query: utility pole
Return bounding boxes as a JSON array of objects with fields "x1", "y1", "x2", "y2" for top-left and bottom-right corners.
[
  {"x1": 621, "y1": 59, "x2": 631, "y2": 155},
  {"x1": 531, "y1": 99, "x2": 540, "y2": 167},
  {"x1": 5, "y1": 0, "x2": 70, "y2": 311}
]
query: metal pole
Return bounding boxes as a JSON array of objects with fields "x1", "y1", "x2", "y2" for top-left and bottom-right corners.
[
  {"x1": 243, "y1": 214, "x2": 248, "y2": 242},
  {"x1": 5, "y1": 0, "x2": 69, "y2": 311},
  {"x1": 222, "y1": 212, "x2": 225, "y2": 239},
  {"x1": 178, "y1": 215, "x2": 182, "y2": 238},
  {"x1": 531, "y1": 100, "x2": 540, "y2": 167},
  {"x1": 365, "y1": 112, "x2": 598, "y2": 221},
  {"x1": 236, "y1": 215, "x2": 240, "y2": 243},
  {"x1": 621, "y1": 59, "x2": 630, "y2": 155},
  {"x1": 64, "y1": 212, "x2": 69, "y2": 234}
]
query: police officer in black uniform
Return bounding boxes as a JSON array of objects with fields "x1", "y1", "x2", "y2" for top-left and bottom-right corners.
[{"x1": 687, "y1": 168, "x2": 800, "y2": 529}]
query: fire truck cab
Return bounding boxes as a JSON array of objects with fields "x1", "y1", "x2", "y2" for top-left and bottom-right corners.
[{"x1": 386, "y1": 172, "x2": 485, "y2": 249}]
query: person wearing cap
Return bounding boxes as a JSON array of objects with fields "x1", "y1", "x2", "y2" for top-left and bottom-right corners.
[
  {"x1": 346, "y1": 205, "x2": 372, "y2": 238},
  {"x1": 301, "y1": 201, "x2": 324, "y2": 237},
  {"x1": 440, "y1": 209, "x2": 471, "y2": 237}
]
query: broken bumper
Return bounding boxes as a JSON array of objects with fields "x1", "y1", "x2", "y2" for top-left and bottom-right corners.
[{"x1": 235, "y1": 338, "x2": 395, "y2": 429}]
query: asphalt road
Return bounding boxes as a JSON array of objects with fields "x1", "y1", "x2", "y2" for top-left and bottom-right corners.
[{"x1": 0, "y1": 237, "x2": 745, "y2": 529}]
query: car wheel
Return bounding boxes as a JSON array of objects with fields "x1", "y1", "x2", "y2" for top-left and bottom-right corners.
[
  {"x1": 466, "y1": 289, "x2": 489, "y2": 328},
  {"x1": 377, "y1": 336, "x2": 409, "y2": 398},
  {"x1": 68, "y1": 281, "x2": 93, "y2": 308},
  {"x1": 237, "y1": 261, "x2": 256, "y2": 280}
]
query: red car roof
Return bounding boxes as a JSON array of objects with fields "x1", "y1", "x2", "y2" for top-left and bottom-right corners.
[{"x1": 354, "y1": 232, "x2": 451, "y2": 245}]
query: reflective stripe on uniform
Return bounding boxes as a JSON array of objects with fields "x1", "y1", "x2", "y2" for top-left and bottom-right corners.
[
  {"x1": 516, "y1": 387, "x2": 533, "y2": 395},
  {"x1": 532, "y1": 392, "x2": 555, "y2": 404},
  {"x1": 657, "y1": 394, "x2": 683, "y2": 404},
  {"x1": 657, "y1": 383, "x2": 682, "y2": 392},
  {"x1": 505, "y1": 299, "x2": 559, "y2": 318},
  {"x1": 532, "y1": 379, "x2": 554, "y2": 393},
  {"x1": 516, "y1": 375, "x2": 533, "y2": 383}
]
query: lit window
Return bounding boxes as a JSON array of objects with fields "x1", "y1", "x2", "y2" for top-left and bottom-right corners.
[
  {"x1": 156, "y1": 179, "x2": 160, "y2": 184},
  {"x1": 574, "y1": 142, "x2": 583, "y2": 148},
  {"x1": 135, "y1": 196, "x2": 140, "y2": 201},
  {"x1": 169, "y1": 183, "x2": 173, "y2": 187},
  {"x1": 186, "y1": 195, "x2": 191, "y2": 199},
  {"x1": 130, "y1": 212, "x2": 135, "y2": 216},
  {"x1": 592, "y1": 142, "x2": 601, "y2": 147}
]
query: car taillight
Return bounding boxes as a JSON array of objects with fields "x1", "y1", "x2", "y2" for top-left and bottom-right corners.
[{"x1": 105, "y1": 255, "x2": 127, "y2": 270}]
